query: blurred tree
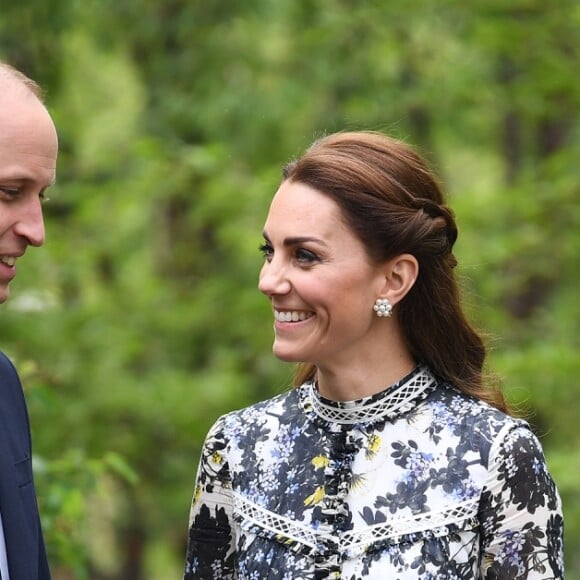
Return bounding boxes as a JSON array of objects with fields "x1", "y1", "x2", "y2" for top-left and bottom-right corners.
[{"x1": 1, "y1": 0, "x2": 578, "y2": 577}]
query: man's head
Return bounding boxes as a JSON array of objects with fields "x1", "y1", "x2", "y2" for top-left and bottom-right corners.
[{"x1": 0, "y1": 63, "x2": 58, "y2": 303}]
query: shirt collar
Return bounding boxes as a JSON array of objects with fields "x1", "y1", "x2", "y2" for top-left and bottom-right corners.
[{"x1": 304, "y1": 365, "x2": 437, "y2": 425}]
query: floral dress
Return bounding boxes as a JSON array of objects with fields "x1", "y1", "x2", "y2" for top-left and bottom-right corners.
[{"x1": 184, "y1": 366, "x2": 564, "y2": 579}]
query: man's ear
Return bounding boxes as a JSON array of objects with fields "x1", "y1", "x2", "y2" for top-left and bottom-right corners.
[{"x1": 378, "y1": 254, "x2": 419, "y2": 305}]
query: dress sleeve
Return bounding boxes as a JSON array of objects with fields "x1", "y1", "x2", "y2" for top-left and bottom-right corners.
[
  {"x1": 479, "y1": 423, "x2": 564, "y2": 579},
  {"x1": 184, "y1": 416, "x2": 236, "y2": 579}
]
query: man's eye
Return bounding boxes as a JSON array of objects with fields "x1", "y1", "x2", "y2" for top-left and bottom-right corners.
[{"x1": 0, "y1": 187, "x2": 20, "y2": 197}]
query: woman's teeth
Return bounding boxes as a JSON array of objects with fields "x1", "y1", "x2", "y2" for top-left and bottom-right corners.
[{"x1": 275, "y1": 310, "x2": 312, "y2": 322}]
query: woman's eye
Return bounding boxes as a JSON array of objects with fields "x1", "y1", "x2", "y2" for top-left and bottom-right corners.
[
  {"x1": 259, "y1": 242, "x2": 274, "y2": 260},
  {"x1": 296, "y1": 248, "x2": 319, "y2": 264}
]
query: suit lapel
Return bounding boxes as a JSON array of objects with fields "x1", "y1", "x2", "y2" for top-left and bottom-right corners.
[{"x1": 0, "y1": 360, "x2": 37, "y2": 579}]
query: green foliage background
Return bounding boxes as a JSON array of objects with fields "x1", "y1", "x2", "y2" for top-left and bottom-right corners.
[{"x1": 1, "y1": 1, "x2": 579, "y2": 578}]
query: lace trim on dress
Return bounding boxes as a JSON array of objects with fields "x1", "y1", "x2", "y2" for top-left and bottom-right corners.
[
  {"x1": 232, "y1": 492, "x2": 319, "y2": 552},
  {"x1": 307, "y1": 365, "x2": 437, "y2": 425},
  {"x1": 232, "y1": 491, "x2": 479, "y2": 557},
  {"x1": 341, "y1": 498, "x2": 479, "y2": 555}
]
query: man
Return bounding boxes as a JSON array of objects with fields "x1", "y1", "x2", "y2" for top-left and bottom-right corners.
[{"x1": 0, "y1": 61, "x2": 57, "y2": 579}]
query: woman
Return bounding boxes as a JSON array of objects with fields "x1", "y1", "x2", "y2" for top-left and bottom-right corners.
[{"x1": 184, "y1": 131, "x2": 564, "y2": 579}]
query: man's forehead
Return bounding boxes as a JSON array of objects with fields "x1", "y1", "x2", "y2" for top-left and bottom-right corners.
[
  {"x1": 0, "y1": 95, "x2": 58, "y2": 187},
  {"x1": 0, "y1": 86, "x2": 40, "y2": 110},
  {"x1": 0, "y1": 63, "x2": 42, "y2": 100}
]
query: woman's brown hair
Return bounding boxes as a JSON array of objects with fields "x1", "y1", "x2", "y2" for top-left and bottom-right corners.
[{"x1": 283, "y1": 131, "x2": 509, "y2": 414}]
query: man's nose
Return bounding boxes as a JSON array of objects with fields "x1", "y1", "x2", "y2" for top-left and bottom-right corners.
[{"x1": 14, "y1": 197, "x2": 45, "y2": 247}]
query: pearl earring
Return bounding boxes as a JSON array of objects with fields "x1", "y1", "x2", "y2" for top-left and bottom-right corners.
[{"x1": 373, "y1": 298, "x2": 392, "y2": 318}]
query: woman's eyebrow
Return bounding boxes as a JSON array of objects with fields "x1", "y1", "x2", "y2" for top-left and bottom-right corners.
[{"x1": 262, "y1": 231, "x2": 327, "y2": 247}]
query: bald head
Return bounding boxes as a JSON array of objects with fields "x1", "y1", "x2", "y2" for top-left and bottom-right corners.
[{"x1": 0, "y1": 62, "x2": 44, "y2": 102}]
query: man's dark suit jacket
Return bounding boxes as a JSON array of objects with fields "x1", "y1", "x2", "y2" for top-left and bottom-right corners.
[{"x1": 0, "y1": 351, "x2": 51, "y2": 579}]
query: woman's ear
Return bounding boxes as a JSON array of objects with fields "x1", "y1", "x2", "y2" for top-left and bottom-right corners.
[{"x1": 379, "y1": 254, "x2": 419, "y2": 305}]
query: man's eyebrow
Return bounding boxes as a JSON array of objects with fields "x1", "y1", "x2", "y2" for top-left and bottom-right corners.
[{"x1": 0, "y1": 174, "x2": 57, "y2": 187}]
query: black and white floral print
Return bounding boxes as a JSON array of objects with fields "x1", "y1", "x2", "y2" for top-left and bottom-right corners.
[{"x1": 184, "y1": 366, "x2": 564, "y2": 579}]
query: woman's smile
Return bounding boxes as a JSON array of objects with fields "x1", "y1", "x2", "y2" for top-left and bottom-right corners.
[{"x1": 274, "y1": 309, "x2": 314, "y2": 323}]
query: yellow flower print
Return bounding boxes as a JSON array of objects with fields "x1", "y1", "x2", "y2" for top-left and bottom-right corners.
[
  {"x1": 311, "y1": 455, "x2": 330, "y2": 469},
  {"x1": 365, "y1": 433, "x2": 382, "y2": 460},
  {"x1": 304, "y1": 486, "x2": 325, "y2": 506},
  {"x1": 350, "y1": 472, "x2": 367, "y2": 491}
]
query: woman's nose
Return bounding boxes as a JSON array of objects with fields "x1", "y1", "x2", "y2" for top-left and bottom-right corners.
[{"x1": 258, "y1": 261, "x2": 291, "y2": 296}]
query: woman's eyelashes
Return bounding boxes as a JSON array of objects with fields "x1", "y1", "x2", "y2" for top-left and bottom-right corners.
[
  {"x1": 259, "y1": 241, "x2": 320, "y2": 266},
  {"x1": 259, "y1": 242, "x2": 274, "y2": 261}
]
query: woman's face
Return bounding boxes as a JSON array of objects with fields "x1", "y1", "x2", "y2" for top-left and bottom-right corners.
[{"x1": 258, "y1": 180, "x2": 388, "y2": 369}]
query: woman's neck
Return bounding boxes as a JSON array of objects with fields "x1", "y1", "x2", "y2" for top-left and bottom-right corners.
[{"x1": 315, "y1": 351, "x2": 417, "y2": 401}]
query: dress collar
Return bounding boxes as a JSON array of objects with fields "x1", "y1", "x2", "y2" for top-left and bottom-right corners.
[{"x1": 303, "y1": 365, "x2": 437, "y2": 425}]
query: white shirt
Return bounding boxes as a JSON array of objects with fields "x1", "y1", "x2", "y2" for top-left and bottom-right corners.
[{"x1": 0, "y1": 510, "x2": 9, "y2": 579}]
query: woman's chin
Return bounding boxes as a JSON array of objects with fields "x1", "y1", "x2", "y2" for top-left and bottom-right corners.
[{"x1": 272, "y1": 344, "x2": 305, "y2": 363}]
